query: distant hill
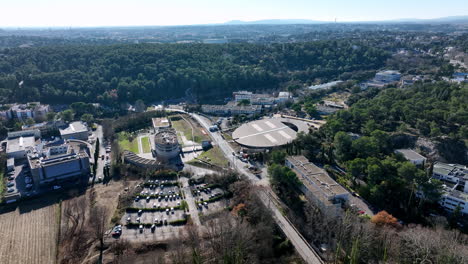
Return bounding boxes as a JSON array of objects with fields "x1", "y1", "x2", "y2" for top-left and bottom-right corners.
[{"x1": 224, "y1": 16, "x2": 468, "y2": 25}]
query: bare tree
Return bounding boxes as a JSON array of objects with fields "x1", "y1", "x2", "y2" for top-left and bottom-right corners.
[{"x1": 90, "y1": 205, "x2": 110, "y2": 263}]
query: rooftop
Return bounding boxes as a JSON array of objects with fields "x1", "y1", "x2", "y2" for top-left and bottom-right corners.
[
  {"x1": 155, "y1": 129, "x2": 178, "y2": 145},
  {"x1": 232, "y1": 118, "x2": 308, "y2": 148},
  {"x1": 395, "y1": 149, "x2": 426, "y2": 161},
  {"x1": 434, "y1": 162, "x2": 468, "y2": 179},
  {"x1": 152, "y1": 117, "x2": 170, "y2": 128},
  {"x1": 6, "y1": 136, "x2": 36, "y2": 154},
  {"x1": 59, "y1": 121, "x2": 87, "y2": 136},
  {"x1": 287, "y1": 156, "x2": 349, "y2": 200}
]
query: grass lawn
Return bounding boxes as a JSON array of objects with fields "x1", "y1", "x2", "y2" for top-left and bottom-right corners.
[
  {"x1": 141, "y1": 136, "x2": 151, "y2": 153},
  {"x1": 171, "y1": 116, "x2": 209, "y2": 144},
  {"x1": 189, "y1": 146, "x2": 229, "y2": 168},
  {"x1": 118, "y1": 132, "x2": 140, "y2": 153}
]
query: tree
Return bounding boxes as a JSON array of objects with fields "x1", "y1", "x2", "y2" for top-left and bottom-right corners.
[
  {"x1": 269, "y1": 150, "x2": 286, "y2": 165},
  {"x1": 134, "y1": 99, "x2": 146, "y2": 113},
  {"x1": 81, "y1": 113, "x2": 94, "y2": 126},
  {"x1": 89, "y1": 205, "x2": 109, "y2": 263},
  {"x1": 25, "y1": 118, "x2": 35, "y2": 126},
  {"x1": 46, "y1": 111, "x2": 56, "y2": 121},
  {"x1": 333, "y1": 131, "x2": 353, "y2": 162},
  {"x1": 303, "y1": 102, "x2": 318, "y2": 117},
  {"x1": 371, "y1": 211, "x2": 399, "y2": 228},
  {"x1": 61, "y1": 109, "x2": 74, "y2": 122},
  {"x1": 237, "y1": 99, "x2": 250, "y2": 106}
]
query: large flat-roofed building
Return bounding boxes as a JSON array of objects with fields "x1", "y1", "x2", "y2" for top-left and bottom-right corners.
[
  {"x1": 201, "y1": 104, "x2": 262, "y2": 116},
  {"x1": 28, "y1": 142, "x2": 90, "y2": 186},
  {"x1": 152, "y1": 117, "x2": 171, "y2": 133},
  {"x1": 6, "y1": 136, "x2": 36, "y2": 160},
  {"x1": 395, "y1": 149, "x2": 427, "y2": 166},
  {"x1": 232, "y1": 117, "x2": 310, "y2": 149},
  {"x1": 60, "y1": 121, "x2": 89, "y2": 141},
  {"x1": 286, "y1": 156, "x2": 349, "y2": 209}
]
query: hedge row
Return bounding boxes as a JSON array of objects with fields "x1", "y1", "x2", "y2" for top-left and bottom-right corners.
[
  {"x1": 125, "y1": 218, "x2": 188, "y2": 227},
  {"x1": 126, "y1": 205, "x2": 183, "y2": 212}
]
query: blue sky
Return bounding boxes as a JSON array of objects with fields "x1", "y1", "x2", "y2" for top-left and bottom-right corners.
[{"x1": 1, "y1": 0, "x2": 467, "y2": 27}]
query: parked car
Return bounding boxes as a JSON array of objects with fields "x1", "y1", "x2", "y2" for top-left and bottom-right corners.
[
  {"x1": 7, "y1": 188, "x2": 14, "y2": 193},
  {"x1": 139, "y1": 225, "x2": 143, "y2": 233},
  {"x1": 7, "y1": 182, "x2": 14, "y2": 187}
]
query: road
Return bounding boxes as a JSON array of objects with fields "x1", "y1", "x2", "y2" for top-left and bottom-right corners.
[
  {"x1": 190, "y1": 113, "x2": 324, "y2": 264},
  {"x1": 94, "y1": 124, "x2": 106, "y2": 181}
]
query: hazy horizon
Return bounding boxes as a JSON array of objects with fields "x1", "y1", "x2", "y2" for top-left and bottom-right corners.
[{"x1": 0, "y1": 0, "x2": 467, "y2": 27}]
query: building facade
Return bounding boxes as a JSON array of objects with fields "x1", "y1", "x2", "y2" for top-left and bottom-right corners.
[
  {"x1": 28, "y1": 143, "x2": 91, "y2": 186},
  {"x1": 432, "y1": 162, "x2": 468, "y2": 215}
]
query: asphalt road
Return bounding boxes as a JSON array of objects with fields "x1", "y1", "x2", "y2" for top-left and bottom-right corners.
[{"x1": 190, "y1": 112, "x2": 324, "y2": 264}]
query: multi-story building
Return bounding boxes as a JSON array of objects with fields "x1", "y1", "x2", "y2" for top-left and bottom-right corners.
[
  {"x1": 286, "y1": 156, "x2": 349, "y2": 211},
  {"x1": 201, "y1": 104, "x2": 262, "y2": 116},
  {"x1": 28, "y1": 141, "x2": 91, "y2": 186},
  {"x1": 22, "y1": 120, "x2": 65, "y2": 137},
  {"x1": 1, "y1": 102, "x2": 50, "y2": 121},
  {"x1": 59, "y1": 121, "x2": 89, "y2": 141},
  {"x1": 432, "y1": 162, "x2": 468, "y2": 215},
  {"x1": 233, "y1": 91, "x2": 253, "y2": 102}
]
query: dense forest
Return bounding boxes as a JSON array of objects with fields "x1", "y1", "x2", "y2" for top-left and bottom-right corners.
[{"x1": 0, "y1": 41, "x2": 388, "y2": 104}]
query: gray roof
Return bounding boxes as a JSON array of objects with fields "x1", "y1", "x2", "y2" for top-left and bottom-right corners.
[
  {"x1": 59, "y1": 121, "x2": 87, "y2": 136},
  {"x1": 232, "y1": 117, "x2": 309, "y2": 148},
  {"x1": 6, "y1": 136, "x2": 36, "y2": 153},
  {"x1": 395, "y1": 149, "x2": 426, "y2": 161}
]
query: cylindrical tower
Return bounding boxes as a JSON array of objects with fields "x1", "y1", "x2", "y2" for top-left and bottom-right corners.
[{"x1": 154, "y1": 129, "x2": 180, "y2": 161}]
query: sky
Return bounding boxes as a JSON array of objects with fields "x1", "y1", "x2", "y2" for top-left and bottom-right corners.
[{"x1": 0, "y1": 0, "x2": 467, "y2": 27}]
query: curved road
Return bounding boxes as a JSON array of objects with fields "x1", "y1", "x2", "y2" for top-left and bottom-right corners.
[{"x1": 187, "y1": 111, "x2": 324, "y2": 264}]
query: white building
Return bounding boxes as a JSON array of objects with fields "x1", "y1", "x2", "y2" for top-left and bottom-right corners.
[
  {"x1": 6, "y1": 136, "x2": 36, "y2": 160},
  {"x1": 432, "y1": 162, "x2": 468, "y2": 215},
  {"x1": 395, "y1": 149, "x2": 427, "y2": 166},
  {"x1": 233, "y1": 91, "x2": 253, "y2": 102},
  {"x1": 59, "y1": 121, "x2": 89, "y2": 141},
  {"x1": 276, "y1": 91, "x2": 293, "y2": 103}
]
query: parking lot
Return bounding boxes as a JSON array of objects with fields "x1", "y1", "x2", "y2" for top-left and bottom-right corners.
[
  {"x1": 112, "y1": 179, "x2": 189, "y2": 242},
  {"x1": 4, "y1": 163, "x2": 36, "y2": 201},
  {"x1": 191, "y1": 184, "x2": 227, "y2": 213}
]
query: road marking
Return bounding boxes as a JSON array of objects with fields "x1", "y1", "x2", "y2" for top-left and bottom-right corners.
[
  {"x1": 251, "y1": 124, "x2": 263, "y2": 132},
  {"x1": 264, "y1": 133, "x2": 277, "y2": 143},
  {"x1": 265, "y1": 121, "x2": 276, "y2": 128},
  {"x1": 278, "y1": 130, "x2": 292, "y2": 139}
]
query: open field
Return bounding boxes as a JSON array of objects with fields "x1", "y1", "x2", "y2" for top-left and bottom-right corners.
[
  {"x1": 188, "y1": 146, "x2": 229, "y2": 168},
  {"x1": 0, "y1": 201, "x2": 59, "y2": 264},
  {"x1": 141, "y1": 136, "x2": 151, "y2": 153},
  {"x1": 118, "y1": 132, "x2": 140, "y2": 153},
  {"x1": 170, "y1": 115, "x2": 209, "y2": 144}
]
